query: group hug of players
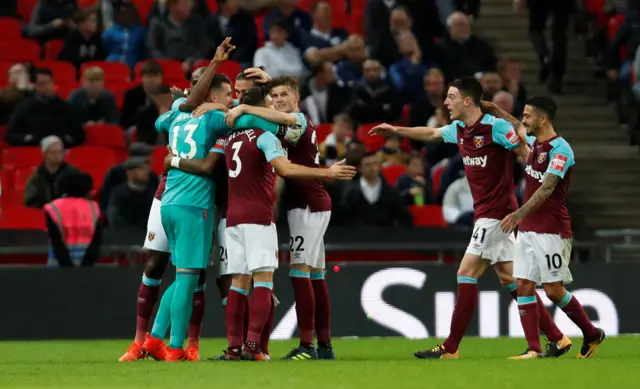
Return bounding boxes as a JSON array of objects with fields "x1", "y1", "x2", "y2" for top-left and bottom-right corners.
[{"x1": 117, "y1": 38, "x2": 604, "y2": 362}]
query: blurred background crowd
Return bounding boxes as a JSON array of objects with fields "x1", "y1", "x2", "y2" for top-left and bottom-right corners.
[{"x1": 0, "y1": 0, "x2": 637, "y2": 236}]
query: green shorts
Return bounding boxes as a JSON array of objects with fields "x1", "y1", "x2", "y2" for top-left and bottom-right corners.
[{"x1": 161, "y1": 205, "x2": 214, "y2": 269}]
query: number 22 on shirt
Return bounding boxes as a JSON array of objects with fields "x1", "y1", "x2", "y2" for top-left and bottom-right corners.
[{"x1": 171, "y1": 123, "x2": 198, "y2": 159}]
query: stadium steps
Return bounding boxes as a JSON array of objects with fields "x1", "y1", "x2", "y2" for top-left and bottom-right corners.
[{"x1": 475, "y1": 0, "x2": 640, "y2": 235}]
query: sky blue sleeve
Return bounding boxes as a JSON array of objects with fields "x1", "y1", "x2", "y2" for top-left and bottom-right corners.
[
  {"x1": 155, "y1": 110, "x2": 176, "y2": 133},
  {"x1": 204, "y1": 110, "x2": 232, "y2": 135},
  {"x1": 292, "y1": 112, "x2": 308, "y2": 133},
  {"x1": 257, "y1": 132, "x2": 286, "y2": 162},
  {"x1": 526, "y1": 135, "x2": 536, "y2": 146},
  {"x1": 439, "y1": 122, "x2": 458, "y2": 144},
  {"x1": 546, "y1": 139, "x2": 575, "y2": 179},
  {"x1": 491, "y1": 119, "x2": 520, "y2": 150},
  {"x1": 171, "y1": 97, "x2": 186, "y2": 111}
]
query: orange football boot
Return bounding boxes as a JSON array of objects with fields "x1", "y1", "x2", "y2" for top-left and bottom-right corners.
[
  {"x1": 141, "y1": 333, "x2": 167, "y2": 361},
  {"x1": 186, "y1": 345, "x2": 200, "y2": 361},
  {"x1": 165, "y1": 348, "x2": 187, "y2": 362},
  {"x1": 118, "y1": 341, "x2": 145, "y2": 362}
]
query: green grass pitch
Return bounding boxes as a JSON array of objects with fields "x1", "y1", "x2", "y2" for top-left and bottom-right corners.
[{"x1": 0, "y1": 337, "x2": 637, "y2": 388}]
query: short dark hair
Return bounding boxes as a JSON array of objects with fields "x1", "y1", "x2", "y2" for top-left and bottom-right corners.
[
  {"x1": 525, "y1": 96, "x2": 557, "y2": 121},
  {"x1": 75, "y1": 8, "x2": 96, "y2": 23},
  {"x1": 35, "y1": 67, "x2": 53, "y2": 79},
  {"x1": 449, "y1": 76, "x2": 483, "y2": 105},
  {"x1": 236, "y1": 66, "x2": 266, "y2": 81},
  {"x1": 141, "y1": 61, "x2": 163, "y2": 77},
  {"x1": 209, "y1": 73, "x2": 231, "y2": 91},
  {"x1": 267, "y1": 76, "x2": 299, "y2": 92},
  {"x1": 269, "y1": 18, "x2": 290, "y2": 32},
  {"x1": 240, "y1": 87, "x2": 267, "y2": 106}
]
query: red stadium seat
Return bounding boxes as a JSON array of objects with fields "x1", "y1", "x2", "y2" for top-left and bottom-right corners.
[
  {"x1": 151, "y1": 146, "x2": 168, "y2": 175},
  {"x1": 0, "y1": 17, "x2": 23, "y2": 40},
  {"x1": 35, "y1": 61, "x2": 77, "y2": 84},
  {"x1": 381, "y1": 164, "x2": 407, "y2": 185},
  {"x1": 401, "y1": 104, "x2": 411, "y2": 125},
  {"x1": 333, "y1": 11, "x2": 349, "y2": 30},
  {"x1": 349, "y1": 11, "x2": 365, "y2": 35},
  {"x1": 1, "y1": 147, "x2": 41, "y2": 170},
  {"x1": 135, "y1": 59, "x2": 184, "y2": 81},
  {"x1": 13, "y1": 165, "x2": 36, "y2": 195},
  {"x1": 44, "y1": 40, "x2": 65, "y2": 60},
  {"x1": 55, "y1": 82, "x2": 80, "y2": 99},
  {"x1": 78, "y1": 163, "x2": 111, "y2": 191},
  {"x1": 408, "y1": 205, "x2": 448, "y2": 228},
  {"x1": 132, "y1": 0, "x2": 154, "y2": 25},
  {"x1": 0, "y1": 206, "x2": 45, "y2": 230},
  {"x1": 77, "y1": 0, "x2": 99, "y2": 8},
  {"x1": 81, "y1": 61, "x2": 131, "y2": 84},
  {"x1": 216, "y1": 60, "x2": 243, "y2": 79},
  {"x1": 84, "y1": 123, "x2": 127, "y2": 151},
  {"x1": 17, "y1": 0, "x2": 39, "y2": 23},
  {"x1": 314, "y1": 123, "x2": 332, "y2": 144},
  {"x1": 255, "y1": 15, "x2": 266, "y2": 48},
  {"x1": 205, "y1": 0, "x2": 218, "y2": 12},
  {"x1": 0, "y1": 170, "x2": 14, "y2": 197},
  {"x1": 0, "y1": 40, "x2": 40, "y2": 63},
  {"x1": 357, "y1": 123, "x2": 386, "y2": 151},
  {"x1": 609, "y1": 15, "x2": 627, "y2": 59},
  {"x1": 431, "y1": 163, "x2": 446, "y2": 196},
  {"x1": 66, "y1": 146, "x2": 120, "y2": 167}
]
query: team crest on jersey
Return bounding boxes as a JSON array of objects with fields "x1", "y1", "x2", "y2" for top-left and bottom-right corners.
[
  {"x1": 147, "y1": 232, "x2": 155, "y2": 242},
  {"x1": 473, "y1": 136, "x2": 484, "y2": 148},
  {"x1": 537, "y1": 152, "x2": 548, "y2": 164}
]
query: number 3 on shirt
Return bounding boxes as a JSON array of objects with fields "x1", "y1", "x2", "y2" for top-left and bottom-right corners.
[
  {"x1": 229, "y1": 141, "x2": 243, "y2": 178},
  {"x1": 171, "y1": 124, "x2": 198, "y2": 159}
]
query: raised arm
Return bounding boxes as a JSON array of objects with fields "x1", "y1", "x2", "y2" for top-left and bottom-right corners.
[
  {"x1": 369, "y1": 123, "x2": 444, "y2": 142},
  {"x1": 231, "y1": 104, "x2": 299, "y2": 126},
  {"x1": 481, "y1": 101, "x2": 527, "y2": 143}
]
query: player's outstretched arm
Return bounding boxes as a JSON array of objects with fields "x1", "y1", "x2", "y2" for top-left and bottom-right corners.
[
  {"x1": 179, "y1": 37, "x2": 235, "y2": 112},
  {"x1": 369, "y1": 123, "x2": 443, "y2": 142},
  {"x1": 270, "y1": 157, "x2": 356, "y2": 180},
  {"x1": 229, "y1": 104, "x2": 298, "y2": 127}
]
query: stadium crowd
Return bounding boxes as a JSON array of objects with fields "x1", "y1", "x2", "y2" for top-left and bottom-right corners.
[{"x1": 1, "y1": 0, "x2": 616, "y2": 234}]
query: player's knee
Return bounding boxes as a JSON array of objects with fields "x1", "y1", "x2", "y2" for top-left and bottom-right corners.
[
  {"x1": 144, "y1": 250, "x2": 170, "y2": 280},
  {"x1": 457, "y1": 254, "x2": 486, "y2": 279},
  {"x1": 231, "y1": 274, "x2": 252, "y2": 291},
  {"x1": 516, "y1": 279, "x2": 536, "y2": 296},
  {"x1": 290, "y1": 263, "x2": 310, "y2": 273},
  {"x1": 543, "y1": 282, "x2": 566, "y2": 303},
  {"x1": 253, "y1": 267, "x2": 275, "y2": 283}
]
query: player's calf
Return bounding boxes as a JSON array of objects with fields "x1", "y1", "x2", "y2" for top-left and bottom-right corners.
[
  {"x1": 311, "y1": 269, "x2": 334, "y2": 360},
  {"x1": 289, "y1": 264, "x2": 315, "y2": 351},
  {"x1": 186, "y1": 269, "x2": 207, "y2": 361},
  {"x1": 512, "y1": 279, "x2": 542, "y2": 356},
  {"x1": 223, "y1": 275, "x2": 251, "y2": 357},
  {"x1": 244, "y1": 270, "x2": 274, "y2": 359}
]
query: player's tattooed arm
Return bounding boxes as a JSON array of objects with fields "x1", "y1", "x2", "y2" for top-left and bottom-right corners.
[
  {"x1": 500, "y1": 173, "x2": 560, "y2": 233},
  {"x1": 481, "y1": 101, "x2": 528, "y2": 143}
]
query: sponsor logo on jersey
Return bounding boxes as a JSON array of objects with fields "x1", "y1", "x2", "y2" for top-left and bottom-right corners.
[
  {"x1": 462, "y1": 155, "x2": 488, "y2": 168},
  {"x1": 147, "y1": 232, "x2": 155, "y2": 242},
  {"x1": 507, "y1": 129, "x2": 519, "y2": 145},
  {"x1": 551, "y1": 154, "x2": 568, "y2": 171},
  {"x1": 473, "y1": 136, "x2": 484, "y2": 148},
  {"x1": 525, "y1": 164, "x2": 544, "y2": 183},
  {"x1": 537, "y1": 152, "x2": 547, "y2": 164}
]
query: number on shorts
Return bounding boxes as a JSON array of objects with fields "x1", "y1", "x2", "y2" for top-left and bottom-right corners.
[
  {"x1": 219, "y1": 246, "x2": 227, "y2": 262},
  {"x1": 229, "y1": 141, "x2": 243, "y2": 178},
  {"x1": 171, "y1": 123, "x2": 198, "y2": 159},
  {"x1": 289, "y1": 235, "x2": 305, "y2": 252},
  {"x1": 310, "y1": 130, "x2": 320, "y2": 164},
  {"x1": 472, "y1": 227, "x2": 487, "y2": 244},
  {"x1": 545, "y1": 253, "x2": 562, "y2": 270}
]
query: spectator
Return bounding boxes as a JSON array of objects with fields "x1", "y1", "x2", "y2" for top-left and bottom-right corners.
[
  {"x1": 107, "y1": 157, "x2": 156, "y2": 229},
  {"x1": 335, "y1": 35, "x2": 367, "y2": 86},
  {"x1": 147, "y1": 0, "x2": 210, "y2": 72},
  {"x1": 442, "y1": 175, "x2": 474, "y2": 228},
  {"x1": 120, "y1": 61, "x2": 164, "y2": 130},
  {"x1": 68, "y1": 67, "x2": 119, "y2": 125},
  {"x1": 390, "y1": 31, "x2": 429, "y2": 104},
  {"x1": 147, "y1": 0, "x2": 210, "y2": 25},
  {"x1": 239, "y1": 0, "x2": 277, "y2": 12},
  {"x1": 498, "y1": 57, "x2": 527, "y2": 113},
  {"x1": 0, "y1": 64, "x2": 34, "y2": 126},
  {"x1": 319, "y1": 113, "x2": 352, "y2": 166},
  {"x1": 301, "y1": 0, "x2": 349, "y2": 67},
  {"x1": 345, "y1": 139, "x2": 366, "y2": 168},
  {"x1": 492, "y1": 91, "x2": 515, "y2": 119},
  {"x1": 102, "y1": 2, "x2": 146, "y2": 69},
  {"x1": 377, "y1": 134, "x2": 409, "y2": 166},
  {"x1": 455, "y1": 0, "x2": 480, "y2": 20},
  {"x1": 135, "y1": 84, "x2": 173, "y2": 145},
  {"x1": 438, "y1": 12, "x2": 497, "y2": 79},
  {"x1": 409, "y1": 68, "x2": 445, "y2": 127},
  {"x1": 207, "y1": 0, "x2": 258, "y2": 68},
  {"x1": 300, "y1": 61, "x2": 351, "y2": 124},
  {"x1": 396, "y1": 152, "x2": 434, "y2": 205},
  {"x1": 437, "y1": 154, "x2": 464, "y2": 203},
  {"x1": 28, "y1": 0, "x2": 79, "y2": 43},
  {"x1": 351, "y1": 58, "x2": 402, "y2": 124},
  {"x1": 6, "y1": 68, "x2": 84, "y2": 148},
  {"x1": 58, "y1": 9, "x2": 106, "y2": 72},
  {"x1": 24, "y1": 136, "x2": 80, "y2": 209},
  {"x1": 633, "y1": 46, "x2": 640, "y2": 101},
  {"x1": 262, "y1": 0, "x2": 312, "y2": 49},
  {"x1": 100, "y1": 142, "x2": 158, "y2": 214},
  {"x1": 365, "y1": 3, "x2": 444, "y2": 68},
  {"x1": 341, "y1": 151, "x2": 413, "y2": 226},
  {"x1": 44, "y1": 171, "x2": 102, "y2": 267},
  {"x1": 605, "y1": 3, "x2": 640, "y2": 84},
  {"x1": 480, "y1": 71, "x2": 504, "y2": 102},
  {"x1": 253, "y1": 19, "x2": 305, "y2": 78}
]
